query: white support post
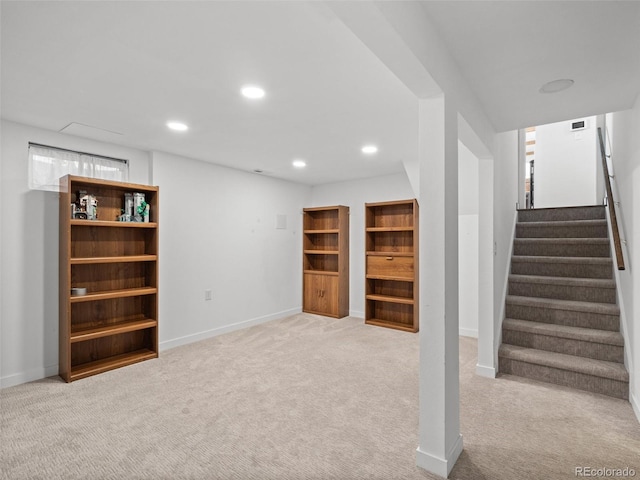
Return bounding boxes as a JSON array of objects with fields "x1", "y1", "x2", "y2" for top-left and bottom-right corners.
[
  {"x1": 476, "y1": 157, "x2": 496, "y2": 377},
  {"x1": 416, "y1": 95, "x2": 463, "y2": 478}
]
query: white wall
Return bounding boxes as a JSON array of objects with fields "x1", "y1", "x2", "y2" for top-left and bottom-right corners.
[
  {"x1": 458, "y1": 141, "x2": 479, "y2": 337},
  {"x1": 309, "y1": 173, "x2": 414, "y2": 317},
  {"x1": 0, "y1": 120, "x2": 311, "y2": 388},
  {"x1": 151, "y1": 152, "x2": 310, "y2": 350},
  {"x1": 0, "y1": 120, "x2": 151, "y2": 387},
  {"x1": 492, "y1": 131, "x2": 519, "y2": 364},
  {"x1": 609, "y1": 96, "x2": 640, "y2": 420},
  {"x1": 534, "y1": 117, "x2": 598, "y2": 208}
]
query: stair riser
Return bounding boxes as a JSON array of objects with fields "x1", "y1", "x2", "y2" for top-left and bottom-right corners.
[
  {"x1": 509, "y1": 281, "x2": 616, "y2": 304},
  {"x1": 518, "y1": 207, "x2": 606, "y2": 223},
  {"x1": 499, "y1": 357, "x2": 628, "y2": 399},
  {"x1": 502, "y1": 330, "x2": 624, "y2": 363},
  {"x1": 516, "y1": 224, "x2": 608, "y2": 239},
  {"x1": 513, "y1": 242, "x2": 610, "y2": 257},
  {"x1": 511, "y1": 261, "x2": 612, "y2": 279},
  {"x1": 505, "y1": 304, "x2": 620, "y2": 331}
]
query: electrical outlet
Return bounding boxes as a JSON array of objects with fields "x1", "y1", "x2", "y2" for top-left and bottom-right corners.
[{"x1": 204, "y1": 289, "x2": 212, "y2": 301}]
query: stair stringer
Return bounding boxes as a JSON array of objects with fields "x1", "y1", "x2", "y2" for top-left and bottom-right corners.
[
  {"x1": 493, "y1": 209, "x2": 518, "y2": 375},
  {"x1": 605, "y1": 204, "x2": 638, "y2": 419}
]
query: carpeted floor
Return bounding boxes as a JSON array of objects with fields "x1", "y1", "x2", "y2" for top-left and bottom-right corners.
[{"x1": 1, "y1": 313, "x2": 639, "y2": 479}]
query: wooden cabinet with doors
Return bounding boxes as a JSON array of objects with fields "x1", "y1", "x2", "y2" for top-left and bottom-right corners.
[
  {"x1": 302, "y1": 205, "x2": 349, "y2": 318},
  {"x1": 365, "y1": 199, "x2": 419, "y2": 332},
  {"x1": 59, "y1": 175, "x2": 159, "y2": 382}
]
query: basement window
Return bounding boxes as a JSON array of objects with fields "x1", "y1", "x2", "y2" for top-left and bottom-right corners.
[{"x1": 28, "y1": 143, "x2": 129, "y2": 192}]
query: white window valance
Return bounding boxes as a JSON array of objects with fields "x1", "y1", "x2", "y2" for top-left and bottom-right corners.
[{"x1": 28, "y1": 143, "x2": 129, "y2": 192}]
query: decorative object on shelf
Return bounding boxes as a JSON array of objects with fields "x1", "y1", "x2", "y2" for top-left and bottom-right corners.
[
  {"x1": 59, "y1": 175, "x2": 159, "y2": 382},
  {"x1": 72, "y1": 189, "x2": 98, "y2": 220},
  {"x1": 302, "y1": 205, "x2": 349, "y2": 318},
  {"x1": 364, "y1": 199, "x2": 419, "y2": 332},
  {"x1": 124, "y1": 193, "x2": 134, "y2": 217},
  {"x1": 117, "y1": 192, "x2": 150, "y2": 222},
  {"x1": 133, "y1": 192, "x2": 145, "y2": 222}
]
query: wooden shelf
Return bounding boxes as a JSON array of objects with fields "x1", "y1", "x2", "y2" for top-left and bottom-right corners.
[
  {"x1": 302, "y1": 206, "x2": 349, "y2": 318},
  {"x1": 60, "y1": 175, "x2": 159, "y2": 382},
  {"x1": 71, "y1": 219, "x2": 157, "y2": 228},
  {"x1": 366, "y1": 274, "x2": 414, "y2": 282},
  {"x1": 64, "y1": 175, "x2": 159, "y2": 192},
  {"x1": 365, "y1": 294, "x2": 414, "y2": 305},
  {"x1": 365, "y1": 199, "x2": 418, "y2": 332},
  {"x1": 366, "y1": 252, "x2": 414, "y2": 257},
  {"x1": 304, "y1": 229, "x2": 339, "y2": 234},
  {"x1": 69, "y1": 349, "x2": 157, "y2": 381},
  {"x1": 71, "y1": 318, "x2": 157, "y2": 343},
  {"x1": 70, "y1": 287, "x2": 157, "y2": 303},
  {"x1": 71, "y1": 255, "x2": 157, "y2": 265},
  {"x1": 304, "y1": 270, "x2": 339, "y2": 276},
  {"x1": 366, "y1": 227, "x2": 414, "y2": 232},
  {"x1": 365, "y1": 318, "x2": 417, "y2": 333}
]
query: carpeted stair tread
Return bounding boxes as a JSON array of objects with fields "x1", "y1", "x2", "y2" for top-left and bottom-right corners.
[
  {"x1": 517, "y1": 219, "x2": 607, "y2": 228},
  {"x1": 517, "y1": 205, "x2": 606, "y2": 222},
  {"x1": 509, "y1": 274, "x2": 616, "y2": 289},
  {"x1": 513, "y1": 237, "x2": 611, "y2": 257},
  {"x1": 511, "y1": 255, "x2": 612, "y2": 265},
  {"x1": 503, "y1": 318, "x2": 624, "y2": 346},
  {"x1": 506, "y1": 295, "x2": 620, "y2": 315},
  {"x1": 510, "y1": 255, "x2": 614, "y2": 279},
  {"x1": 499, "y1": 344, "x2": 628, "y2": 382},
  {"x1": 516, "y1": 219, "x2": 608, "y2": 239},
  {"x1": 515, "y1": 238, "x2": 610, "y2": 245}
]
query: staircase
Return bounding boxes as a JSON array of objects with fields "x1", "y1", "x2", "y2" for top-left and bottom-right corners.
[{"x1": 499, "y1": 205, "x2": 629, "y2": 399}]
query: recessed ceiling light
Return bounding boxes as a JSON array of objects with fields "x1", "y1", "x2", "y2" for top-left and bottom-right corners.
[
  {"x1": 167, "y1": 121, "x2": 188, "y2": 131},
  {"x1": 361, "y1": 145, "x2": 378, "y2": 154},
  {"x1": 292, "y1": 159, "x2": 306, "y2": 168},
  {"x1": 241, "y1": 85, "x2": 266, "y2": 99},
  {"x1": 539, "y1": 79, "x2": 574, "y2": 94}
]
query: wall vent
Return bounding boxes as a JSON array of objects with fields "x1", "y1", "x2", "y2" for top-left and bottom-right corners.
[{"x1": 570, "y1": 119, "x2": 588, "y2": 131}]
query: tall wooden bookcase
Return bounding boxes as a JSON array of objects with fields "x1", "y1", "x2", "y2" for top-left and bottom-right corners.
[
  {"x1": 365, "y1": 199, "x2": 419, "y2": 332},
  {"x1": 303, "y1": 205, "x2": 349, "y2": 318},
  {"x1": 59, "y1": 175, "x2": 159, "y2": 382}
]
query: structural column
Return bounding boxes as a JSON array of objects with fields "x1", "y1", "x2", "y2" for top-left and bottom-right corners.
[
  {"x1": 416, "y1": 95, "x2": 463, "y2": 477},
  {"x1": 476, "y1": 157, "x2": 496, "y2": 377}
]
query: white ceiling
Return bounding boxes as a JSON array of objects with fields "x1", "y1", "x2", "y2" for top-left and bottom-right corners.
[
  {"x1": 2, "y1": 1, "x2": 639, "y2": 185},
  {"x1": 421, "y1": 1, "x2": 640, "y2": 132}
]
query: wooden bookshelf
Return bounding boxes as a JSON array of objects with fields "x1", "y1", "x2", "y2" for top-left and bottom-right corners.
[
  {"x1": 365, "y1": 199, "x2": 419, "y2": 332},
  {"x1": 302, "y1": 206, "x2": 349, "y2": 318},
  {"x1": 59, "y1": 175, "x2": 159, "y2": 382}
]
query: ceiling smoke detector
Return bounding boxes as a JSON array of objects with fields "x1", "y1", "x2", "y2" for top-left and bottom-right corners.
[{"x1": 539, "y1": 79, "x2": 574, "y2": 94}]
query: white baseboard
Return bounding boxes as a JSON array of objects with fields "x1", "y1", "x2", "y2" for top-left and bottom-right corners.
[
  {"x1": 475, "y1": 363, "x2": 497, "y2": 378},
  {"x1": 349, "y1": 310, "x2": 365, "y2": 319},
  {"x1": 459, "y1": 328, "x2": 478, "y2": 338},
  {"x1": 416, "y1": 434, "x2": 464, "y2": 478},
  {"x1": 1, "y1": 364, "x2": 59, "y2": 389},
  {"x1": 631, "y1": 390, "x2": 640, "y2": 424},
  {"x1": 159, "y1": 307, "x2": 301, "y2": 352}
]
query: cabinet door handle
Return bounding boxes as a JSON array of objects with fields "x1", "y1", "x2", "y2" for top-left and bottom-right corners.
[{"x1": 386, "y1": 256, "x2": 393, "y2": 260}]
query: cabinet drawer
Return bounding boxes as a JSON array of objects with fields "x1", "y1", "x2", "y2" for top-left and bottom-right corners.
[{"x1": 367, "y1": 255, "x2": 414, "y2": 280}]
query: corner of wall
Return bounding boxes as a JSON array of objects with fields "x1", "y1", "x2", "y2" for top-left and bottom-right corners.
[{"x1": 631, "y1": 390, "x2": 640, "y2": 423}]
